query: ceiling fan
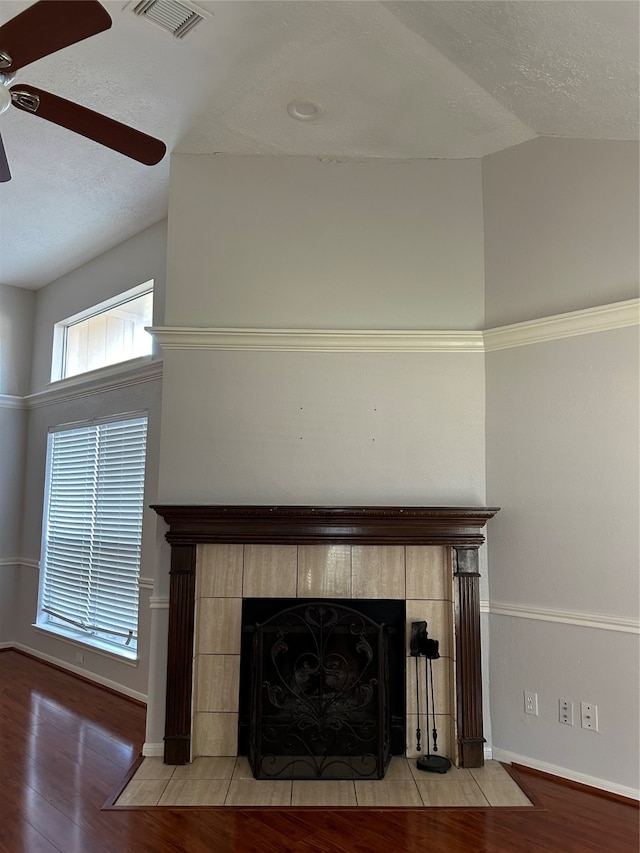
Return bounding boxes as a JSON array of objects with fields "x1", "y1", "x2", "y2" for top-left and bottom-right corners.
[{"x1": 0, "y1": 0, "x2": 166, "y2": 182}]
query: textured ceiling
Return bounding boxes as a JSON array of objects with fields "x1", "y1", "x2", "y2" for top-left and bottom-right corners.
[{"x1": 0, "y1": 0, "x2": 637, "y2": 290}]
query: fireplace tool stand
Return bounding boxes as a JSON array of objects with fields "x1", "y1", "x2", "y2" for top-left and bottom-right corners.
[{"x1": 410, "y1": 621, "x2": 452, "y2": 774}]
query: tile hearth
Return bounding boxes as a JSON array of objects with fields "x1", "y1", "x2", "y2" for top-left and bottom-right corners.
[{"x1": 113, "y1": 757, "x2": 534, "y2": 809}]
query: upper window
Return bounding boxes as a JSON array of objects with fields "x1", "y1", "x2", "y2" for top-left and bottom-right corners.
[
  {"x1": 37, "y1": 414, "x2": 148, "y2": 659},
  {"x1": 52, "y1": 281, "x2": 153, "y2": 381}
]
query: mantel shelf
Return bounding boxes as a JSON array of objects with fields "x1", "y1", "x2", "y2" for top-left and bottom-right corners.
[{"x1": 151, "y1": 504, "x2": 500, "y2": 547}]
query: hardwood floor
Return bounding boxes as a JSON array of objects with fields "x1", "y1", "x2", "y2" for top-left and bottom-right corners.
[{"x1": 0, "y1": 649, "x2": 637, "y2": 853}]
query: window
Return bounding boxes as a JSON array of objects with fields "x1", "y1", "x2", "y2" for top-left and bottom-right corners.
[
  {"x1": 52, "y1": 281, "x2": 153, "y2": 381},
  {"x1": 37, "y1": 415, "x2": 148, "y2": 659}
]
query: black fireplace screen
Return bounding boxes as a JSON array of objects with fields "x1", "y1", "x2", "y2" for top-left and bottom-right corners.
[{"x1": 248, "y1": 601, "x2": 391, "y2": 780}]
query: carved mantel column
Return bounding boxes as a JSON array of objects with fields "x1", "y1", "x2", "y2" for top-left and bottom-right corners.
[
  {"x1": 164, "y1": 544, "x2": 196, "y2": 764},
  {"x1": 153, "y1": 505, "x2": 499, "y2": 767},
  {"x1": 453, "y1": 546, "x2": 485, "y2": 767}
]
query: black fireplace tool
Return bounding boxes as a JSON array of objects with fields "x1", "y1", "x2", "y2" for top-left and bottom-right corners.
[{"x1": 410, "y1": 621, "x2": 452, "y2": 774}]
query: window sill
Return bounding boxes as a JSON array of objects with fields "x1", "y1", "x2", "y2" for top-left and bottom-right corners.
[{"x1": 32, "y1": 624, "x2": 139, "y2": 666}]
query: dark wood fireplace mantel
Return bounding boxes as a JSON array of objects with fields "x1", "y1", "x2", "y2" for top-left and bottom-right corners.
[
  {"x1": 152, "y1": 505, "x2": 499, "y2": 767},
  {"x1": 152, "y1": 504, "x2": 499, "y2": 546}
]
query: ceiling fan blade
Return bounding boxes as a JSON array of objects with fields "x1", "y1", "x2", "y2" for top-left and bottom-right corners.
[
  {"x1": 0, "y1": 131, "x2": 10, "y2": 182},
  {"x1": 11, "y1": 85, "x2": 167, "y2": 166},
  {"x1": 0, "y1": 1, "x2": 111, "y2": 73}
]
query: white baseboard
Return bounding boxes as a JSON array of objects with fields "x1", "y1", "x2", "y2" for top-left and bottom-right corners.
[
  {"x1": 492, "y1": 747, "x2": 639, "y2": 801},
  {"x1": 7, "y1": 642, "x2": 148, "y2": 705},
  {"x1": 142, "y1": 742, "x2": 165, "y2": 757}
]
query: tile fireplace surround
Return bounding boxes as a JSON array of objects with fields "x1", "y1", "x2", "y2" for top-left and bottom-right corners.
[{"x1": 152, "y1": 506, "x2": 499, "y2": 773}]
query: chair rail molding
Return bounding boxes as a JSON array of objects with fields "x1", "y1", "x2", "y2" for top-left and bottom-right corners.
[
  {"x1": 488, "y1": 601, "x2": 640, "y2": 634},
  {"x1": 0, "y1": 394, "x2": 26, "y2": 410},
  {"x1": 0, "y1": 557, "x2": 39, "y2": 570}
]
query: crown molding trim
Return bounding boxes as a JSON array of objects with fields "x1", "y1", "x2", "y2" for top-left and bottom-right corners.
[
  {"x1": 484, "y1": 298, "x2": 639, "y2": 352},
  {"x1": 3, "y1": 300, "x2": 636, "y2": 410},
  {"x1": 149, "y1": 327, "x2": 484, "y2": 352},
  {"x1": 149, "y1": 300, "x2": 638, "y2": 354}
]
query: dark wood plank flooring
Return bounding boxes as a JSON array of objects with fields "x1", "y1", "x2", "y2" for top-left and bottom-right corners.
[{"x1": 0, "y1": 649, "x2": 637, "y2": 853}]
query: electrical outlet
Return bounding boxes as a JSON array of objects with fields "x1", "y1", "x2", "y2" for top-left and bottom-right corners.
[
  {"x1": 581, "y1": 702, "x2": 598, "y2": 731},
  {"x1": 559, "y1": 698, "x2": 574, "y2": 725},
  {"x1": 75, "y1": 652, "x2": 84, "y2": 665},
  {"x1": 524, "y1": 690, "x2": 538, "y2": 716}
]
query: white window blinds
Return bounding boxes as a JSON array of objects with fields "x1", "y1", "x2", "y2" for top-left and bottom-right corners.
[{"x1": 39, "y1": 415, "x2": 148, "y2": 656}]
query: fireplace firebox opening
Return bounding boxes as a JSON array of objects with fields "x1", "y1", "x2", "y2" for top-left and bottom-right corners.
[{"x1": 239, "y1": 598, "x2": 405, "y2": 780}]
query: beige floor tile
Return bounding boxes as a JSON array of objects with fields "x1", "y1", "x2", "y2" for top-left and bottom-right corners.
[
  {"x1": 383, "y1": 758, "x2": 414, "y2": 781},
  {"x1": 116, "y1": 779, "x2": 169, "y2": 806},
  {"x1": 172, "y1": 756, "x2": 237, "y2": 780},
  {"x1": 354, "y1": 780, "x2": 422, "y2": 807},
  {"x1": 475, "y1": 780, "x2": 533, "y2": 807},
  {"x1": 469, "y1": 760, "x2": 512, "y2": 781},
  {"x1": 225, "y1": 779, "x2": 292, "y2": 806},
  {"x1": 232, "y1": 756, "x2": 254, "y2": 779},
  {"x1": 416, "y1": 779, "x2": 489, "y2": 807},
  {"x1": 158, "y1": 779, "x2": 230, "y2": 806},
  {"x1": 408, "y1": 762, "x2": 473, "y2": 782},
  {"x1": 292, "y1": 780, "x2": 357, "y2": 806},
  {"x1": 132, "y1": 757, "x2": 175, "y2": 781}
]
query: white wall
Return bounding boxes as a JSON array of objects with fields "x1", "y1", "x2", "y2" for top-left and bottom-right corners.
[
  {"x1": 159, "y1": 349, "x2": 486, "y2": 505},
  {"x1": 0, "y1": 284, "x2": 34, "y2": 643},
  {"x1": 0, "y1": 283, "x2": 35, "y2": 395},
  {"x1": 160, "y1": 154, "x2": 486, "y2": 504},
  {"x1": 166, "y1": 155, "x2": 485, "y2": 330},
  {"x1": 11, "y1": 221, "x2": 167, "y2": 700},
  {"x1": 483, "y1": 138, "x2": 639, "y2": 327},
  {"x1": 484, "y1": 137, "x2": 640, "y2": 795}
]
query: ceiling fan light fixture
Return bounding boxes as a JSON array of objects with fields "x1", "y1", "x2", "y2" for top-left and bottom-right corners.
[{"x1": 130, "y1": 0, "x2": 208, "y2": 40}]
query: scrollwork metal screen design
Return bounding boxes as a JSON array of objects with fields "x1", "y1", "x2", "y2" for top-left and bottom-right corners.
[{"x1": 249, "y1": 602, "x2": 390, "y2": 780}]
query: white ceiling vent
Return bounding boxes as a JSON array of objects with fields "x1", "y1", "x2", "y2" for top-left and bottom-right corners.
[{"x1": 130, "y1": 0, "x2": 208, "y2": 40}]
